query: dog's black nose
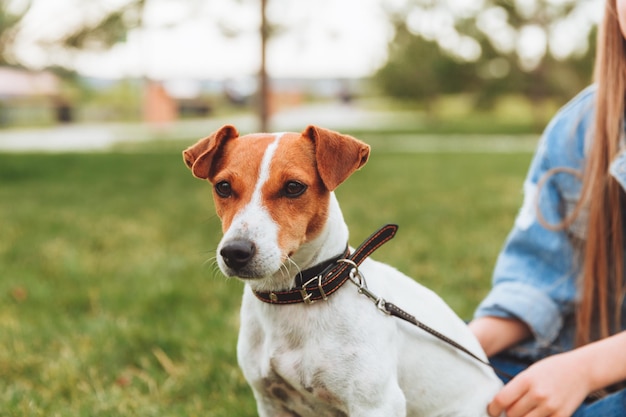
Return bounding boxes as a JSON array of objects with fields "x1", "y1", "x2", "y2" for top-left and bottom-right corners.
[{"x1": 220, "y1": 240, "x2": 256, "y2": 269}]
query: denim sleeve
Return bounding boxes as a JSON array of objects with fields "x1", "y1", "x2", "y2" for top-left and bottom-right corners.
[{"x1": 474, "y1": 96, "x2": 590, "y2": 348}]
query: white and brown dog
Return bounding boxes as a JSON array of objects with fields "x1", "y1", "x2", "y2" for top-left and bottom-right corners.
[{"x1": 183, "y1": 125, "x2": 502, "y2": 417}]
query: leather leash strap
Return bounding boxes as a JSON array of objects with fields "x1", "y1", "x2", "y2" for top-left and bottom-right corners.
[
  {"x1": 383, "y1": 301, "x2": 515, "y2": 381},
  {"x1": 253, "y1": 224, "x2": 398, "y2": 305},
  {"x1": 386, "y1": 302, "x2": 615, "y2": 396}
]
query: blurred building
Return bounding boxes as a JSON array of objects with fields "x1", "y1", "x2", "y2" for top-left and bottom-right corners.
[
  {"x1": 143, "y1": 81, "x2": 177, "y2": 126},
  {"x1": 0, "y1": 67, "x2": 67, "y2": 127}
]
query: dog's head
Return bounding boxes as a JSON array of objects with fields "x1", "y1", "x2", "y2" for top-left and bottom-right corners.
[{"x1": 183, "y1": 124, "x2": 369, "y2": 289}]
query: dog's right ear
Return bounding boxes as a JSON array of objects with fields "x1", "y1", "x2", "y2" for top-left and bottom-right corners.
[{"x1": 182, "y1": 125, "x2": 239, "y2": 179}]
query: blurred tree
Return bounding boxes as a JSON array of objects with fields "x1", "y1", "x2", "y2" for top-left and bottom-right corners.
[
  {"x1": 259, "y1": 0, "x2": 269, "y2": 131},
  {"x1": 376, "y1": 0, "x2": 598, "y2": 114},
  {"x1": 475, "y1": 0, "x2": 597, "y2": 108},
  {"x1": 0, "y1": 0, "x2": 32, "y2": 65},
  {"x1": 375, "y1": 24, "x2": 480, "y2": 111},
  {"x1": 59, "y1": 1, "x2": 146, "y2": 51},
  {"x1": 375, "y1": 24, "x2": 480, "y2": 112}
]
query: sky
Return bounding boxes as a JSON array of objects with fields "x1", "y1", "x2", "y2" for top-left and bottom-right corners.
[{"x1": 11, "y1": 0, "x2": 604, "y2": 81}]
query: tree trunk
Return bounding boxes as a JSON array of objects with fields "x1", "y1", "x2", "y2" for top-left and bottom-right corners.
[{"x1": 259, "y1": 0, "x2": 270, "y2": 132}]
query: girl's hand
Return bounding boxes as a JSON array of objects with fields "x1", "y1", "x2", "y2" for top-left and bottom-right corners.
[{"x1": 487, "y1": 352, "x2": 590, "y2": 417}]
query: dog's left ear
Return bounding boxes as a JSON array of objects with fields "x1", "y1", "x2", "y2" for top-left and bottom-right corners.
[
  {"x1": 303, "y1": 125, "x2": 370, "y2": 191},
  {"x1": 182, "y1": 125, "x2": 239, "y2": 179}
]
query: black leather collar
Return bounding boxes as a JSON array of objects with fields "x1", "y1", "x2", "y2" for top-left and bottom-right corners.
[{"x1": 293, "y1": 247, "x2": 350, "y2": 288}]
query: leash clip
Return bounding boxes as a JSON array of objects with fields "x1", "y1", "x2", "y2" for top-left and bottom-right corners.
[{"x1": 339, "y1": 259, "x2": 390, "y2": 315}]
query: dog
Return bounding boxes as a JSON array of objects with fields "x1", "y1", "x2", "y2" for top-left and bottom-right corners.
[{"x1": 183, "y1": 125, "x2": 503, "y2": 417}]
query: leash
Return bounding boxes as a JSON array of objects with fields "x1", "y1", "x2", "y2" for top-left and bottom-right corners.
[
  {"x1": 254, "y1": 224, "x2": 514, "y2": 381},
  {"x1": 340, "y1": 233, "x2": 515, "y2": 382},
  {"x1": 384, "y1": 301, "x2": 501, "y2": 374}
]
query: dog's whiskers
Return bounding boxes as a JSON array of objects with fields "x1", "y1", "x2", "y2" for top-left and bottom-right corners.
[
  {"x1": 274, "y1": 257, "x2": 298, "y2": 287},
  {"x1": 277, "y1": 261, "x2": 290, "y2": 280},
  {"x1": 202, "y1": 255, "x2": 215, "y2": 267},
  {"x1": 201, "y1": 253, "x2": 224, "y2": 278},
  {"x1": 284, "y1": 257, "x2": 302, "y2": 284},
  {"x1": 287, "y1": 257, "x2": 302, "y2": 275}
]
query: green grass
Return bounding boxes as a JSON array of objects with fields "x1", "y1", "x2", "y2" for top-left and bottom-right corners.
[{"x1": 0, "y1": 140, "x2": 532, "y2": 416}]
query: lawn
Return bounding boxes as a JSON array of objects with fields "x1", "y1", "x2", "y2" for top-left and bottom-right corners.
[{"x1": 0, "y1": 138, "x2": 533, "y2": 416}]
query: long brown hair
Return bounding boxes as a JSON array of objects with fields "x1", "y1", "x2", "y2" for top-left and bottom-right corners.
[{"x1": 576, "y1": 0, "x2": 626, "y2": 346}]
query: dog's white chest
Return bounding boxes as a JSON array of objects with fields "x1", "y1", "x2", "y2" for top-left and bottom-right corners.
[{"x1": 238, "y1": 292, "x2": 356, "y2": 416}]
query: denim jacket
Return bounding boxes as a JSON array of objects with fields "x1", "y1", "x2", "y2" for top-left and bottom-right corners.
[{"x1": 474, "y1": 85, "x2": 626, "y2": 360}]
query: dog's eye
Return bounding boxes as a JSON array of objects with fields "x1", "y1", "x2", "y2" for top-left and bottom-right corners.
[
  {"x1": 214, "y1": 181, "x2": 232, "y2": 198},
  {"x1": 283, "y1": 181, "x2": 307, "y2": 198}
]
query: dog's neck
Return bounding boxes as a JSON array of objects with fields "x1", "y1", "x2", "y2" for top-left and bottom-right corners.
[{"x1": 292, "y1": 192, "x2": 349, "y2": 270}]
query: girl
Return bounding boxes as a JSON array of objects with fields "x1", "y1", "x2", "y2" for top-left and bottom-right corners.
[{"x1": 470, "y1": 0, "x2": 626, "y2": 416}]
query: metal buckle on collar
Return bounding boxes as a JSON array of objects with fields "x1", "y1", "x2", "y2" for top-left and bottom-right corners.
[
  {"x1": 298, "y1": 287, "x2": 314, "y2": 304},
  {"x1": 298, "y1": 274, "x2": 328, "y2": 304}
]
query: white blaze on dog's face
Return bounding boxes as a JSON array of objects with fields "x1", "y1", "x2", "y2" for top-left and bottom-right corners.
[
  {"x1": 183, "y1": 125, "x2": 370, "y2": 290},
  {"x1": 212, "y1": 132, "x2": 330, "y2": 281}
]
